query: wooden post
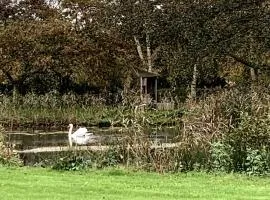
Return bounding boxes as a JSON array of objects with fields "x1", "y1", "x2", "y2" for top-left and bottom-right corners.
[
  {"x1": 140, "y1": 76, "x2": 143, "y2": 101},
  {"x1": 144, "y1": 78, "x2": 147, "y2": 95},
  {"x1": 190, "y1": 63, "x2": 197, "y2": 100},
  {"x1": 154, "y1": 78, "x2": 157, "y2": 103},
  {"x1": 250, "y1": 68, "x2": 256, "y2": 81}
]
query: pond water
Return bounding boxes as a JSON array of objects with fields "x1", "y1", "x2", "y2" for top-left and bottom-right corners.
[{"x1": 5, "y1": 126, "x2": 180, "y2": 151}]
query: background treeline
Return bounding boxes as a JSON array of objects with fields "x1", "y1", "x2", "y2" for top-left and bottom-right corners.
[{"x1": 1, "y1": 0, "x2": 269, "y2": 100}]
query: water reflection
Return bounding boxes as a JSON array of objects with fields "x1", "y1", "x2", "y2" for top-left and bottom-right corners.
[{"x1": 6, "y1": 127, "x2": 180, "y2": 150}]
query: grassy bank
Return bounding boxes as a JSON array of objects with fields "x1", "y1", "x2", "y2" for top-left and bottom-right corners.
[{"x1": 1, "y1": 167, "x2": 270, "y2": 200}]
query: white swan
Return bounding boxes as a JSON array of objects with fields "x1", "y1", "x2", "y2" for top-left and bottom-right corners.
[{"x1": 68, "y1": 124, "x2": 94, "y2": 147}]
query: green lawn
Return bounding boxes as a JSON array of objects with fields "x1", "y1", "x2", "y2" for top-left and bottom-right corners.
[{"x1": 0, "y1": 167, "x2": 270, "y2": 200}]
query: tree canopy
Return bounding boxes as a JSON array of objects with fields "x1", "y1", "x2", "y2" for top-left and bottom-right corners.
[{"x1": 1, "y1": 0, "x2": 269, "y2": 98}]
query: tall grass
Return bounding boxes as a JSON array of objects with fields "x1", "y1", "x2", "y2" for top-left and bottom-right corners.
[
  {"x1": 0, "y1": 91, "x2": 109, "y2": 128},
  {"x1": 0, "y1": 125, "x2": 22, "y2": 166},
  {"x1": 91, "y1": 86, "x2": 270, "y2": 174},
  {"x1": 0, "y1": 91, "x2": 183, "y2": 129}
]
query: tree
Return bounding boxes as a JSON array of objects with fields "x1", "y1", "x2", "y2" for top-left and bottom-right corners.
[
  {"x1": 1, "y1": 0, "x2": 270, "y2": 99},
  {"x1": 0, "y1": 0, "x2": 137, "y2": 95},
  {"x1": 59, "y1": 0, "x2": 270, "y2": 98},
  {"x1": 156, "y1": 0, "x2": 270, "y2": 97}
]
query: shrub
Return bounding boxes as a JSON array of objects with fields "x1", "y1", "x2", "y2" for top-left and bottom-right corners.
[
  {"x1": 223, "y1": 112, "x2": 270, "y2": 174},
  {"x1": 245, "y1": 147, "x2": 269, "y2": 176},
  {"x1": 210, "y1": 141, "x2": 233, "y2": 172},
  {"x1": 52, "y1": 148, "x2": 122, "y2": 171},
  {"x1": 52, "y1": 155, "x2": 92, "y2": 171},
  {"x1": 97, "y1": 148, "x2": 121, "y2": 168}
]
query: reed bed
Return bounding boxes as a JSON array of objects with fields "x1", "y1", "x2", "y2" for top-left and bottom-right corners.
[
  {"x1": 0, "y1": 91, "x2": 183, "y2": 129},
  {"x1": 1, "y1": 86, "x2": 270, "y2": 175}
]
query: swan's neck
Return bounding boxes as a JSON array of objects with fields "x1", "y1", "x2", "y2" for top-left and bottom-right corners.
[{"x1": 68, "y1": 126, "x2": 73, "y2": 147}]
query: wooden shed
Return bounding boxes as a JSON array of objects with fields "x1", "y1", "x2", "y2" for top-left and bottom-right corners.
[{"x1": 134, "y1": 69, "x2": 159, "y2": 104}]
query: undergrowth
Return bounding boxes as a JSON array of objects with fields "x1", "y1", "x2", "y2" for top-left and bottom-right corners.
[{"x1": 3, "y1": 86, "x2": 270, "y2": 176}]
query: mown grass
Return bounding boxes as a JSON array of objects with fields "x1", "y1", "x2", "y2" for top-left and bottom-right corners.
[{"x1": 0, "y1": 167, "x2": 270, "y2": 200}]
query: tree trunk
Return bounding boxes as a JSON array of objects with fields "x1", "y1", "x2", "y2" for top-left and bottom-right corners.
[
  {"x1": 190, "y1": 63, "x2": 197, "y2": 100},
  {"x1": 250, "y1": 68, "x2": 256, "y2": 81},
  {"x1": 123, "y1": 72, "x2": 132, "y2": 95},
  {"x1": 146, "y1": 32, "x2": 152, "y2": 72},
  {"x1": 12, "y1": 85, "x2": 18, "y2": 103},
  {"x1": 134, "y1": 36, "x2": 146, "y2": 66}
]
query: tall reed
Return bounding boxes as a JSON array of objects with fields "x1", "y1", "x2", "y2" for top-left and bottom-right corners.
[
  {"x1": 0, "y1": 125, "x2": 22, "y2": 166},
  {"x1": 0, "y1": 91, "x2": 115, "y2": 128},
  {"x1": 0, "y1": 91, "x2": 184, "y2": 129}
]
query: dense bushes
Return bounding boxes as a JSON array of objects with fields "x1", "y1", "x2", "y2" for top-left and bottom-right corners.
[
  {"x1": 183, "y1": 86, "x2": 270, "y2": 175},
  {"x1": 210, "y1": 112, "x2": 270, "y2": 175},
  {"x1": 52, "y1": 148, "x2": 122, "y2": 171}
]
